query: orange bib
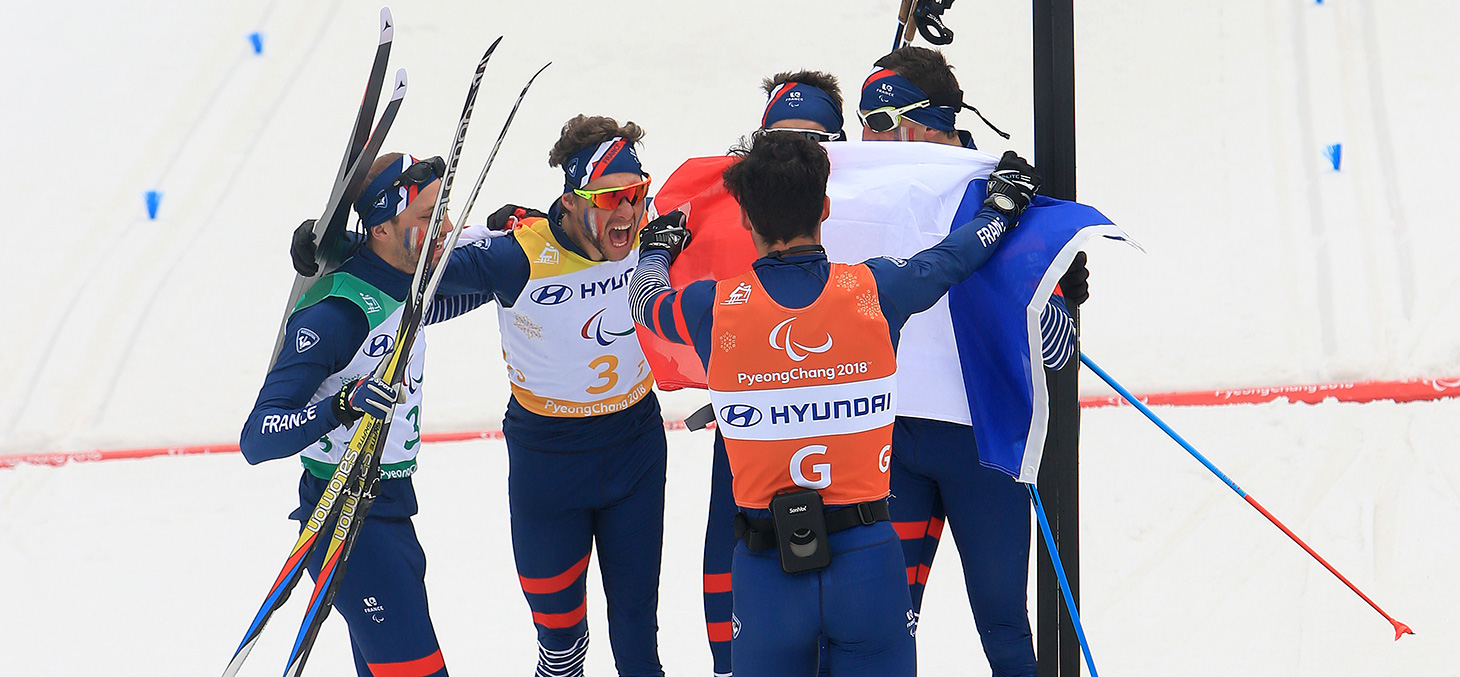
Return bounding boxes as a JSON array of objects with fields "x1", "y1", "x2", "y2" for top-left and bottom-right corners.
[{"x1": 706, "y1": 263, "x2": 897, "y2": 508}]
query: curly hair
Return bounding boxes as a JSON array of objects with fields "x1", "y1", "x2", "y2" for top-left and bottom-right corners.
[
  {"x1": 547, "y1": 115, "x2": 645, "y2": 168},
  {"x1": 721, "y1": 131, "x2": 829, "y2": 245},
  {"x1": 760, "y1": 70, "x2": 843, "y2": 111}
]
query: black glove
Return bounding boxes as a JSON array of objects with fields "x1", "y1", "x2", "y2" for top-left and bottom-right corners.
[
  {"x1": 291, "y1": 219, "x2": 319, "y2": 276},
  {"x1": 983, "y1": 150, "x2": 1042, "y2": 222},
  {"x1": 485, "y1": 203, "x2": 547, "y2": 231},
  {"x1": 639, "y1": 210, "x2": 692, "y2": 262},
  {"x1": 1059, "y1": 251, "x2": 1089, "y2": 308},
  {"x1": 331, "y1": 375, "x2": 400, "y2": 426}
]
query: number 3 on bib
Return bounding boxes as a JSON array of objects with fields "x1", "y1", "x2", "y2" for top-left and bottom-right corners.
[{"x1": 586, "y1": 355, "x2": 620, "y2": 395}]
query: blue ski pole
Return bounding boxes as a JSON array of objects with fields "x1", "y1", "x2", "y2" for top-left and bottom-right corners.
[{"x1": 1029, "y1": 483, "x2": 1100, "y2": 676}]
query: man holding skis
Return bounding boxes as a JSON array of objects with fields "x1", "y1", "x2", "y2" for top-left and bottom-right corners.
[
  {"x1": 242, "y1": 152, "x2": 453, "y2": 677},
  {"x1": 296, "y1": 115, "x2": 669, "y2": 677},
  {"x1": 628, "y1": 130, "x2": 1042, "y2": 676}
]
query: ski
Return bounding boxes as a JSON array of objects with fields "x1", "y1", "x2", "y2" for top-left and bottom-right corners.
[
  {"x1": 279, "y1": 41, "x2": 498, "y2": 677},
  {"x1": 454, "y1": 61, "x2": 550, "y2": 230},
  {"x1": 893, "y1": 0, "x2": 917, "y2": 51},
  {"x1": 267, "y1": 7, "x2": 397, "y2": 371},
  {"x1": 219, "y1": 406, "x2": 374, "y2": 677}
]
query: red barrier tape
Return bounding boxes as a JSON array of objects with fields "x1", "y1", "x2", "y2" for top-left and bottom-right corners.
[
  {"x1": 3, "y1": 380, "x2": 1455, "y2": 470},
  {"x1": 1079, "y1": 376, "x2": 1460, "y2": 408}
]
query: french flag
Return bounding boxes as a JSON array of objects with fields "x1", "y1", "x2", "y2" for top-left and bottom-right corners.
[{"x1": 638, "y1": 142, "x2": 1129, "y2": 482}]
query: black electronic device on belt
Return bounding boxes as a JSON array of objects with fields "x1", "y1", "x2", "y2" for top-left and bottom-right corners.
[{"x1": 768, "y1": 489, "x2": 831, "y2": 574}]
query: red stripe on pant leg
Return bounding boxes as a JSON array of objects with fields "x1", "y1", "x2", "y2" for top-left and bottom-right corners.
[
  {"x1": 368, "y1": 649, "x2": 445, "y2": 677},
  {"x1": 894, "y1": 521, "x2": 928, "y2": 540},
  {"x1": 927, "y1": 516, "x2": 945, "y2": 540},
  {"x1": 916, "y1": 564, "x2": 931, "y2": 586},
  {"x1": 707, "y1": 621, "x2": 734, "y2": 643},
  {"x1": 703, "y1": 572, "x2": 732, "y2": 594},
  {"x1": 533, "y1": 598, "x2": 589, "y2": 629},
  {"x1": 906, "y1": 566, "x2": 919, "y2": 585},
  {"x1": 519, "y1": 553, "x2": 591, "y2": 595}
]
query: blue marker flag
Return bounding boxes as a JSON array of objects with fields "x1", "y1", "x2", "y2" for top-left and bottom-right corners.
[
  {"x1": 249, "y1": 32, "x2": 263, "y2": 55},
  {"x1": 145, "y1": 190, "x2": 162, "y2": 219},
  {"x1": 1325, "y1": 143, "x2": 1342, "y2": 171}
]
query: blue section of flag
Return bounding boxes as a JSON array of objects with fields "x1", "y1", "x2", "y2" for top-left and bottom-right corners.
[{"x1": 945, "y1": 186, "x2": 1114, "y2": 479}]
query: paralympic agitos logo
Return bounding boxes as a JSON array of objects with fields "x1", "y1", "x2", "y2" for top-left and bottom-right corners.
[
  {"x1": 581, "y1": 308, "x2": 635, "y2": 346},
  {"x1": 769, "y1": 317, "x2": 832, "y2": 362}
]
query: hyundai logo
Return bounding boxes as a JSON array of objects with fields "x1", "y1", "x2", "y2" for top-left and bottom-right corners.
[
  {"x1": 719, "y1": 404, "x2": 763, "y2": 428},
  {"x1": 531, "y1": 284, "x2": 572, "y2": 306},
  {"x1": 364, "y1": 334, "x2": 394, "y2": 357}
]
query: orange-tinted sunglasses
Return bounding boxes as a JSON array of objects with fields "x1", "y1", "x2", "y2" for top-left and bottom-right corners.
[{"x1": 572, "y1": 173, "x2": 652, "y2": 210}]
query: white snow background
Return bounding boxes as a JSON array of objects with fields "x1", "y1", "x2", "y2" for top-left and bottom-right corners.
[{"x1": 1, "y1": 0, "x2": 1457, "y2": 675}]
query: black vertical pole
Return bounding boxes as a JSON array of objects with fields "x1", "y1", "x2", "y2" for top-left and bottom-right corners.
[{"x1": 1033, "y1": 0, "x2": 1081, "y2": 676}]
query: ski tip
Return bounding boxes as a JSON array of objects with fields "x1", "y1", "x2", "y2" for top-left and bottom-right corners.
[
  {"x1": 524, "y1": 62, "x2": 551, "y2": 85},
  {"x1": 391, "y1": 69, "x2": 407, "y2": 98},
  {"x1": 1392, "y1": 620, "x2": 1414, "y2": 641},
  {"x1": 488, "y1": 35, "x2": 504, "y2": 51},
  {"x1": 379, "y1": 7, "x2": 393, "y2": 42}
]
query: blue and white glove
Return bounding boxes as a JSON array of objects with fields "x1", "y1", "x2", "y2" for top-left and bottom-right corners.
[{"x1": 332, "y1": 375, "x2": 401, "y2": 425}]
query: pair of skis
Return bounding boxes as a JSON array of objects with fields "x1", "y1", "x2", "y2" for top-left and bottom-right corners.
[
  {"x1": 267, "y1": 8, "x2": 401, "y2": 372},
  {"x1": 229, "y1": 8, "x2": 547, "y2": 676}
]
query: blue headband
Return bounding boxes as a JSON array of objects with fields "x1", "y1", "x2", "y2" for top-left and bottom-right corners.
[
  {"x1": 761, "y1": 82, "x2": 844, "y2": 137},
  {"x1": 859, "y1": 67, "x2": 958, "y2": 132},
  {"x1": 562, "y1": 137, "x2": 644, "y2": 194},
  {"x1": 354, "y1": 155, "x2": 438, "y2": 229}
]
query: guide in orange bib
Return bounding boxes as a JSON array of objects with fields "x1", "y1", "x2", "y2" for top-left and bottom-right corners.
[{"x1": 629, "y1": 131, "x2": 1043, "y2": 676}]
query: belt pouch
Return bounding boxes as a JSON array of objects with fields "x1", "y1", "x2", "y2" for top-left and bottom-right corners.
[{"x1": 769, "y1": 489, "x2": 831, "y2": 574}]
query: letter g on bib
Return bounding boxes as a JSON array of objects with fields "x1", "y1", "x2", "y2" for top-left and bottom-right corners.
[{"x1": 790, "y1": 444, "x2": 832, "y2": 490}]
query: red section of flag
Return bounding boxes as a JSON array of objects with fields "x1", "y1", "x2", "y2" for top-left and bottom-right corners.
[{"x1": 634, "y1": 156, "x2": 759, "y2": 391}]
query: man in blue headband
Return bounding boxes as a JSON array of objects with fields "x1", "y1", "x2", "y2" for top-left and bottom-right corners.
[
  {"x1": 757, "y1": 70, "x2": 847, "y2": 142},
  {"x1": 858, "y1": 45, "x2": 1012, "y2": 149},
  {"x1": 858, "y1": 46, "x2": 1090, "y2": 677},
  {"x1": 424, "y1": 115, "x2": 669, "y2": 677},
  {"x1": 244, "y1": 151, "x2": 453, "y2": 677}
]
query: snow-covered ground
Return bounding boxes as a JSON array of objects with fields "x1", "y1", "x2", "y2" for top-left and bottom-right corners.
[
  {"x1": 3, "y1": 400, "x2": 1457, "y2": 675},
  {"x1": 1, "y1": 0, "x2": 1456, "y2": 674}
]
